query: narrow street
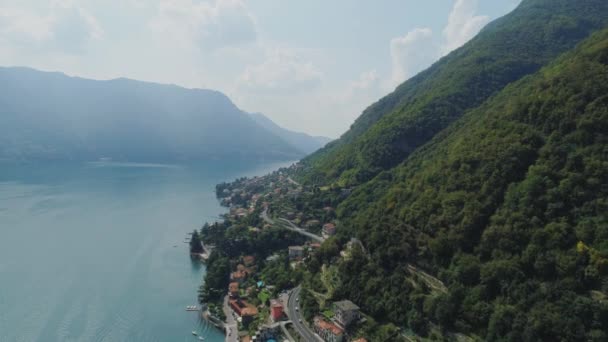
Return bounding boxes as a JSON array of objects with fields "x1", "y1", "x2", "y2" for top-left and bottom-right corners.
[
  {"x1": 223, "y1": 295, "x2": 238, "y2": 342},
  {"x1": 261, "y1": 209, "x2": 325, "y2": 242}
]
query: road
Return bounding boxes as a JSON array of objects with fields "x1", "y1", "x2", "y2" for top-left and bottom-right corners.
[
  {"x1": 286, "y1": 287, "x2": 323, "y2": 342},
  {"x1": 286, "y1": 177, "x2": 300, "y2": 186},
  {"x1": 261, "y1": 209, "x2": 325, "y2": 243},
  {"x1": 222, "y1": 295, "x2": 238, "y2": 342}
]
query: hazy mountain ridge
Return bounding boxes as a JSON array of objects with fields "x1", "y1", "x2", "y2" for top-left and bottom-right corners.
[
  {"x1": 249, "y1": 112, "x2": 332, "y2": 154},
  {"x1": 0, "y1": 67, "x2": 304, "y2": 163}
]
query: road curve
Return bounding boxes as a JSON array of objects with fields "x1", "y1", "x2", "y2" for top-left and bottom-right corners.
[
  {"x1": 261, "y1": 209, "x2": 325, "y2": 243},
  {"x1": 286, "y1": 287, "x2": 323, "y2": 341}
]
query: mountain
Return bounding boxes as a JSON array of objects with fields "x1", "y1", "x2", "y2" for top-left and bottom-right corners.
[
  {"x1": 299, "y1": 0, "x2": 608, "y2": 186},
  {"x1": 334, "y1": 26, "x2": 608, "y2": 341},
  {"x1": 278, "y1": 0, "x2": 608, "y2": 340},
  {"x1": 249, "y1": 112, "x2": 332, "y2": 154},
  {"x1": 0, "y1": 67, "x2": 303, "y2": 163}
]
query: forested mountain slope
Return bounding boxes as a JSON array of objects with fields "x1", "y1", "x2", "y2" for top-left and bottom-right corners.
[
  {"x1": 333, "y1": 27, "x2": 608, "y2": 341},
  {"x1": 299, "y1": 0, "x2": 608, "y2": 186}
]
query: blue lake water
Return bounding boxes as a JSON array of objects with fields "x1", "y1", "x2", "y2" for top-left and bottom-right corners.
[{"x1": 0, "y1": 161, "x2": 289, "y2": 342}]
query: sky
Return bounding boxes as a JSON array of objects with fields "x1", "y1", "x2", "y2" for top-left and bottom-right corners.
[{"x1": 0, "y1": 0, "x2": 521, "y2": 138}]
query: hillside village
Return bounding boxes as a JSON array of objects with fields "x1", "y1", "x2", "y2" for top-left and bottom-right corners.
[{"x1": 191, "y1": 163, "x2": 395, "y2": 341}]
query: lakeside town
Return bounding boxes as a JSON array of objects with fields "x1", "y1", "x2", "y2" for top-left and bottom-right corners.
[{"x1": 189, "y1": 163, "x2": 392, "y2": 342}]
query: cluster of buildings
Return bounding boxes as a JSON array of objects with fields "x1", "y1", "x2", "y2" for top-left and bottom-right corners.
[
  {"x1": 227, "y1": 255, "x2": 261, "y2": 325},
  {"x1": 226, "y1": 255, "x2": 288, "y2": 341},
  {"x1": 216, "y1": 165, "x2": 372, "y2": 341},
  {"x1": 312, "y1": 300, "x2": 362, "y2": 342}
]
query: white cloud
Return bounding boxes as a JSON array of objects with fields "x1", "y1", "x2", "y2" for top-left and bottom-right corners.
[
  {"x1": 389, "y1": 27, "x2": 435, "y2": 87},
  {"x1": 387, "y1": 0, "x2": 489, "y2": 88},
  {"x1": 340, "y1": 69, "x2": 380, "y2": 102},
  {"x1": 237, "y1": 48, "x2": 323, "y2": 93},
  {"x1": 442, "y1": 0, "x2": 489, "y2": 55},
  {"x1": 350, "y1": 69, "x2": 379, "y2": 91},
  {"x1": 0, "y1": 2, "x2": 103, "y2": 54},
  {"x1": 0, "y1": 7, "x2": 53, "y2": 43},
  {"x1": 150, "y1": 0, "x2": 256, "y2": 51}
]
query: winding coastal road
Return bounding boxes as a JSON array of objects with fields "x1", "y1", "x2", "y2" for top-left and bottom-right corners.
[
  {"x1": 287, "y1": 287, "x2": 323, "y2": 342},
  {"x1": 261, "y1": 209, "x2": 325, "y2": 242}
]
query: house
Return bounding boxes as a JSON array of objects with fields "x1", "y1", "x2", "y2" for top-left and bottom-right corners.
[
  {"x1": 270, "y1": 299, "x2": 284, "y2": 321},
  {"x1": 243, "y1": 255, "x2": 256, "y2": 267},
  {"x1": 323, "y1": 223, "x2": 336, "y2": 237},
  {"x1": 229, "y1": 299, "x2": 259, "y2": 325},
  {"x1": 313, "y1": 316, "x2": 344, "y2": 342},
  {"x1": 333, "y1": 300, "x2": 360, "y2": 328},
  {"x1": 352, "y1": 338, "x2": 368, "y2": 342},
  {"x1": 231, "y1": 270, "x2": 247, "y2": 284},
  {"x1": 288, "y1": 246, "x2": 304, "y2": 260},
  {"x1": 229, "y1": 282, "x2": 240, "y2": 298}
]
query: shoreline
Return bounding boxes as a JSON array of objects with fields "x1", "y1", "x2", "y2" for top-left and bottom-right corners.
[{"x1": 195, "y1": 162, "x2": 301, "y2": 341}]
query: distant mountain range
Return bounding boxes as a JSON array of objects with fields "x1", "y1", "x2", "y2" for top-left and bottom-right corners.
[
  {"x1": 0, "y1": 67, "x2": 328, "y2": 163},
  {"x1": 249, "y1": 112, "x2": 331, "y2": 155}
]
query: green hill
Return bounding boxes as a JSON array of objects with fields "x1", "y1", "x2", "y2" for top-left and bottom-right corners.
[
  {"x1": 333, "y1": 25, "x2": 608, "y2": 341},
  {"x1": 299, "y1": 0, "x2": 608, "y2": 187}
]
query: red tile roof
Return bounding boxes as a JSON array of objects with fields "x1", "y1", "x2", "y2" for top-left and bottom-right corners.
[{"x1": 315, "y1": 317, "x2": 344, "y2": 336}]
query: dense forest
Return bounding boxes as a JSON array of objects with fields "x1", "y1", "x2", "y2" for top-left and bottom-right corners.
[
  {"x1": 318, "y1": 27, "x2": 608, "y2": 341},
  {"x1": 299, "y1": 0, "x2": 608, "y2": 187},
  {"x1": 284, "y1": 0, "x2": 608, "y2": 340}
]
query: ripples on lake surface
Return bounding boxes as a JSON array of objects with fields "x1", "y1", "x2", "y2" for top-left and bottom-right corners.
[{"x1": 0, "y1": 161, "x2": 291, "y2": 342}]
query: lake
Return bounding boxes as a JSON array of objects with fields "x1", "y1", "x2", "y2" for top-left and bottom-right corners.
[{"x1": 0, "y1": 161, "x2": 290, "y2": 342}]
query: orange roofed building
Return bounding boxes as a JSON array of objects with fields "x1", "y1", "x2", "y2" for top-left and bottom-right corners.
[
  {"x1": 229, "y1": 298, "x2": 258, "y2": 325},
  {"x1": 313, "y1": 316, "x2": 344, "y2": 342}
]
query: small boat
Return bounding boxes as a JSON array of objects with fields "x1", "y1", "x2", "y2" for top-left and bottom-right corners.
[
  {"x1": 198, "y1": 337, "x2": 204, "y2": 341},
  {"x1": 192, "y1": 331, "x2": 198, "y2": 336}
]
